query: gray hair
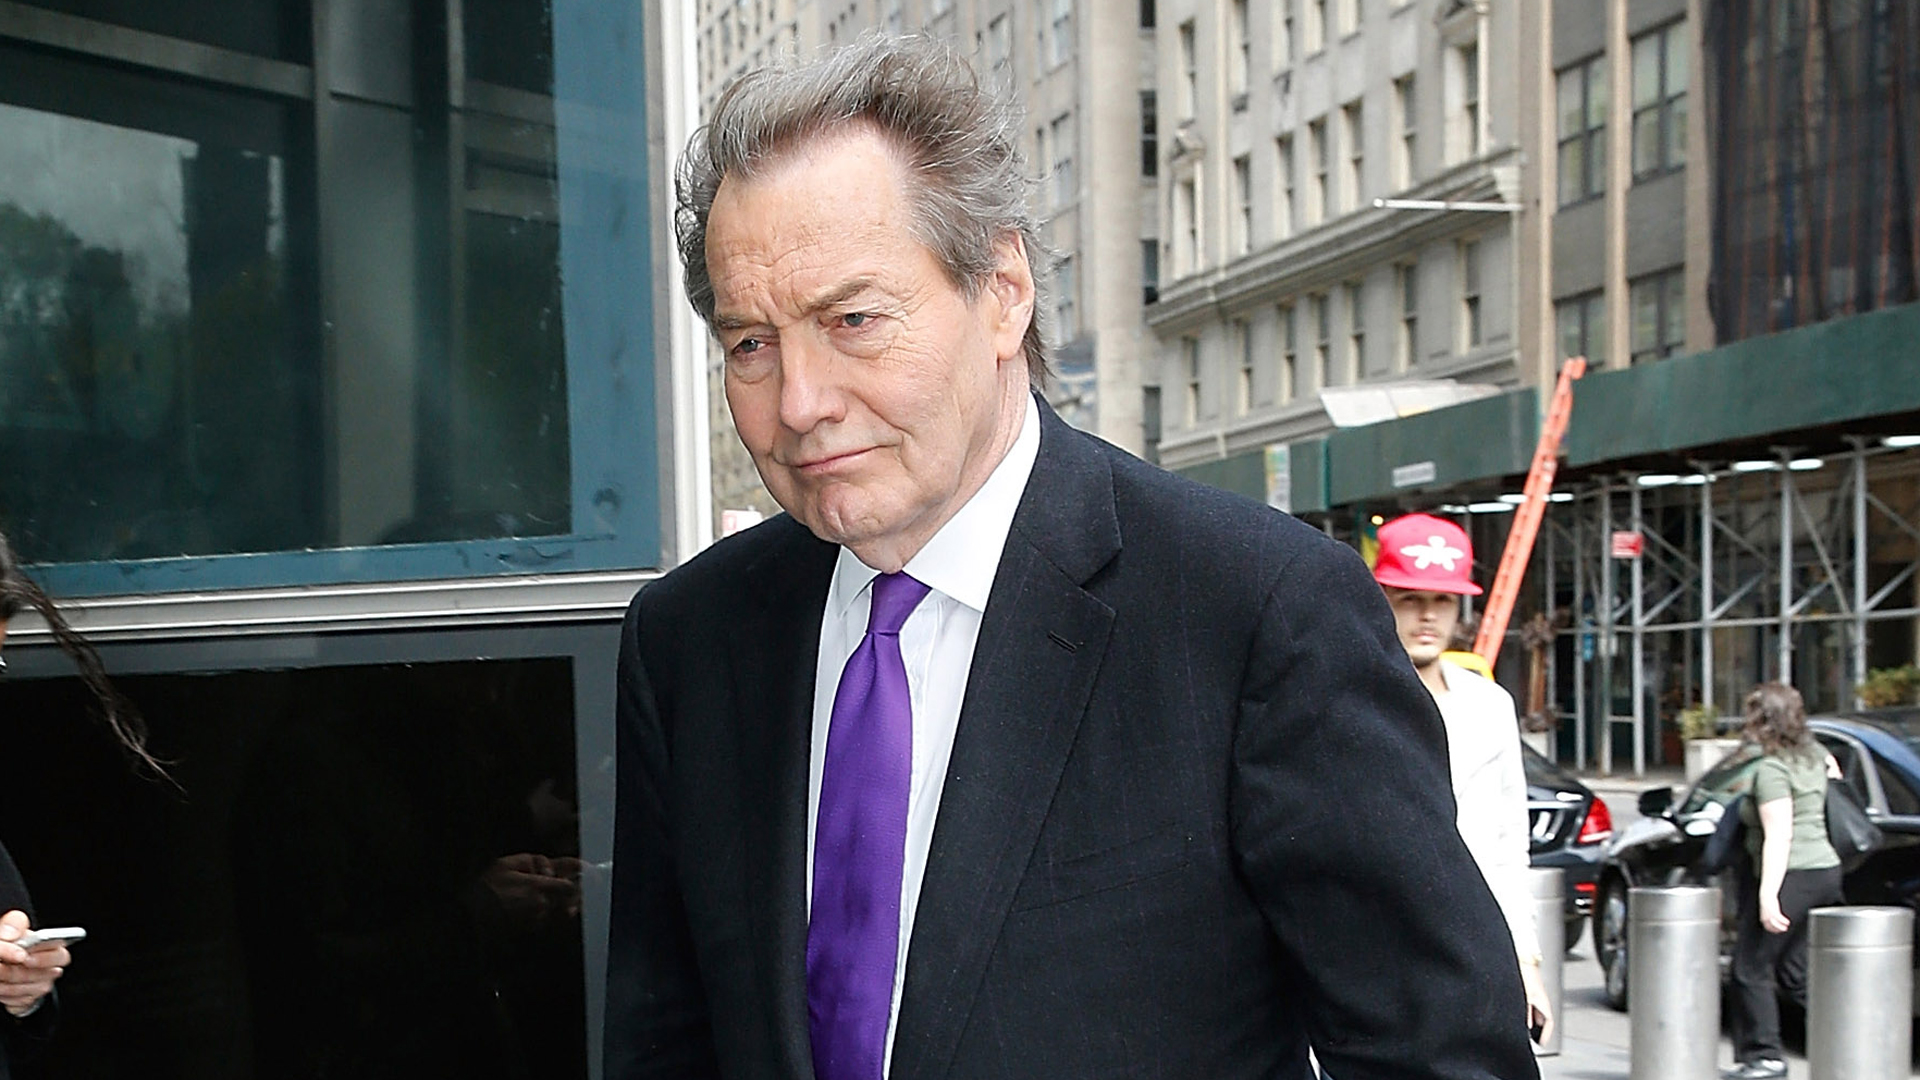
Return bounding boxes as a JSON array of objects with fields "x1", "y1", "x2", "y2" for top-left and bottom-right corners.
[{"x1": 676, "y1": 33, "x2": 1052, "y2": 388}]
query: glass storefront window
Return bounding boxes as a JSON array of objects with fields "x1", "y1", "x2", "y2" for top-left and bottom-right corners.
[
  {"x1": 0, "y1": 653, "x2": 596, "y2": 1079},
  {"x1": 0, "y1": 1, "x2": 660, "y2": 590},
  {"x1": 25, "y1": 0, "x2": 312, "y2": 62}
]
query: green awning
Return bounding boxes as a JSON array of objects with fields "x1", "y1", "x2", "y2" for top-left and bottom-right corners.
[
  {"x1": 1172, "y1": 439, "x2": 1328, "y2": 514},
  {"x1": 1322, "y1": 388, "x2": 1540, "y2": 506},
  {"x1": 1564, "y1": 301, "x2": 1920, "y2": 466}
]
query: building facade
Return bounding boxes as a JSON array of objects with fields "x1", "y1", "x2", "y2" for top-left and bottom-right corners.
[
  {"x1": 1149, "y1": 0, "x2": 1533, "y2": 481},
  {"x1": 1175, "y1": 0, "x2": 1920, "y2": 776},
  {"x1": 0, "y1": 2, "x2": 688, "y2": 1073}
]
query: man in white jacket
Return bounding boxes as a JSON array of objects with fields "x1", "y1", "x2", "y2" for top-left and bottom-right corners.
[{"x1": 1374, "y1": 512, "x2": 1553, "y2": 1046}]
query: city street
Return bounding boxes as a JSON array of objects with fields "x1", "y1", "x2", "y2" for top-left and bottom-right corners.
[{"x1": 1538, "y1": 777, "x2": 1920, "y2": 1080}]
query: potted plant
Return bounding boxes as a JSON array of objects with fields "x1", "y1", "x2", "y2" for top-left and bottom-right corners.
[
  {"x1": 1858, "y1": 666, "x2": 1920, "y2": 708},
  {"x1": 1679, "y1": 703, "x2": 1742, "y2": 782}
]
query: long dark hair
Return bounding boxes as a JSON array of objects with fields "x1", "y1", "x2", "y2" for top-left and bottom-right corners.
[
  {"x1": 1743, "y1": 682, "x2": 1818, "y2": 762},
  {"x1": 0, "y1": 531, "x2": 170, "y2": 780}
]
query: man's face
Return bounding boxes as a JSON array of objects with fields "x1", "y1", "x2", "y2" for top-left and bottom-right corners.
[
  {"x1": 704, "y1": 126, "x2": 1033, "y2": 569},
  {"x1": 1384, "y1": 587, "x2": 1461, "y2": 670}
]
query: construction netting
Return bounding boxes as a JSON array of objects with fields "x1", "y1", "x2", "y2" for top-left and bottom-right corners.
[{"x1": 1706, "y1": 0, "x2": 1920, "y2": 342}]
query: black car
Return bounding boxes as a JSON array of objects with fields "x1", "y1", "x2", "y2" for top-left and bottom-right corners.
[
  {"x1": 1524, "y1": 743, "x2": 1612, "y2": 949},
  {"x1": 1590, "y1": 709, "x2": 1920, "y2": 1010}
]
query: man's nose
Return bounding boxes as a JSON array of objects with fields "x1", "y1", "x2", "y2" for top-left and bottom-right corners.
[{"x1": 777, "y1": 329, "x2": 847, "y2": 435}]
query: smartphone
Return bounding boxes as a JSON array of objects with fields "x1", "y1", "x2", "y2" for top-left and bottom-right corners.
[
  {"x1": 1528, "y1": 1015, "x2": 1545, "y2": 1044},
  {"x1": 12, "y1": 927, "x2": 85, "y2": 950}
]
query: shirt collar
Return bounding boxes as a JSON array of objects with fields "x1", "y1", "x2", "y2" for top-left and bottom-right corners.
[{"x1": 828, "y1": 394, "x2": 1041, "y2": 618}]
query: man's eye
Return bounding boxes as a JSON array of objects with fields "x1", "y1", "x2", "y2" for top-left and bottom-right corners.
[
  {"x1": 731, "y1": 337, "x2": 765, "y2": 356},
  {"x1": 840, "y1": 312, "x2": 872, "y2": 328}
]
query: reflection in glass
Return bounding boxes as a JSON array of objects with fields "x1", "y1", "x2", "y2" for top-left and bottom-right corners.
[
  {"x1": 0, "y1": 82, "x2": 319, "y2": 562},
  {"x1": 0, "y1": 3, "x2": 580, "y2": 563},
  {"x1": 0, "y1": 657, "x2": 587, "y2": 1079}
]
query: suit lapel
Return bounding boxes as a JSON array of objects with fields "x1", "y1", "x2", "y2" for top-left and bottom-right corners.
[
  {"x1": 889, "y1": 404, "x2": 1122, "y2": 1080},
  {"x1": 731, "y1": 521, "x2": 838, "y2": 1080}
]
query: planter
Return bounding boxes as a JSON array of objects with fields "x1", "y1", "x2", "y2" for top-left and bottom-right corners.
[{"x1": 1684, "y1": 737, "x2": 1744, "y2": 783}]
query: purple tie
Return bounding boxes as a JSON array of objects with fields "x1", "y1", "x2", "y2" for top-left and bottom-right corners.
[{"x1": 808, "y1": 571, "x2": 930, "y2": 1080}]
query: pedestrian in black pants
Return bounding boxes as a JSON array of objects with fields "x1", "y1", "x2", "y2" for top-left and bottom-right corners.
[{"x1": 1724, "y1": 683, "x2": 1844, "y2": 1080}]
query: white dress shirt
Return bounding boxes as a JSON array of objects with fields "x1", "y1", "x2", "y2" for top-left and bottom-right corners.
[
  {"x1": 1432, "y1": 660, "x2": 1543, "y2": 964},
  {"x1": 807, "y1": 395, "x2": 1040, "y2": 1074}
]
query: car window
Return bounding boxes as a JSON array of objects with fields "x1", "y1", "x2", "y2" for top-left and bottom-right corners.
[
  {"x1": 1882, "y1": 766, "x2": 1920, "y2": 816},
  {"x1": 1814, "y1": 734, "x2": 1875, "y2": 809},
  {"x1": 1678, "y1": 746, "x2": 1761, "y2": 815}
]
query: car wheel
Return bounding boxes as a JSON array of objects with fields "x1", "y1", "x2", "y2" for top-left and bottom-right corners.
[
  {"x1": 1564, "y1": 916, "x2": 1585, "y2": 953},
  {"x1": 1595, "y1": 878, "x2": 1629, "y2": 1011}
]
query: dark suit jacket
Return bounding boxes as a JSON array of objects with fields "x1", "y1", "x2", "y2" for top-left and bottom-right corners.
[{"x1": 607, "y1": 401, "x2": 1538, "y2": 1080}]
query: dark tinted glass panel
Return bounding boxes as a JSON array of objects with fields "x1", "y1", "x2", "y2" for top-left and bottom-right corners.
[
  {"x1": 18, "y1": 0, "x2": 312, "y2": 62},
  {"x1": 0, "y1": 43, "x2": 323, "y2": 562},
  {"x1": 0, "y1": 2, "x2": 580, "y2": 563},
  {"x1": 465, "y1": 0, "x2": 555, "y2": 94},
  {"x1": 0, "y1": 658, "x2": 585, "y2": 1079}
]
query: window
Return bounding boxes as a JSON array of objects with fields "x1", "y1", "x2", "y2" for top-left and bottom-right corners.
[
  {"x1": 933, "y1": 0, "x2": 954, "y2": 14},
  {"x1": 0, "y1": 0, "x2": 669, "y2": 584},
  {"x1": 1176, "y1": 176, "x2": 1200, "y2": 275},
  {"x1": 0, "y1": 647, "x2": 599, "y2": 1077},
  {"x1": 1275, "y1": 135, "x2": 1295, "y2": 239},
  {"x1": 1459, "y1": 239, "x2": 1483, "y2": 350},
  {"x1": 1233, "y1": 154, "x2": 1253, "y2": 255},
  {"x1": 1142, "y1": 239, "x2": 1160, "y2": 304},
  {"x1": 1555, "y1": 290, "x2": 1608, "y2": 367},
  {"x1": 1305, "y1": 0, "x2": 1326, "y2": 54},
  {"x1": 1276, "y1": 5, "x2": 1294, "y2": 68},
  {"x1": 1054, "y1": 255, "x2": 1078, "y2": 342},
  {"x1": 1046, "y1": 0, "x2": 1073, "y2": 67},
  {"x1": 1280, "y1": 301, "x2": 1299, "y2": 402},
  {"x1": 1179, "y1": 20, "x2": 1197, "y2": 118},
  {"x1": 1182, "y1": 336, "x2": 1202, "y2": 424},
  {"x1": 1394, "y1": 75, "x2": 1417, "y2": 188},
  {"x1": 1630, "y1": 269, "x2": 1685, "y2": 363},
  {"x1": 1346, "y1": 280, "x2": 1366, "y2": 379},
  {"x1": 1313, "y1": 292, "x2": 1332, "y2": 388},
  {"x1": 1557, "y1": 56, "x2": 1608, "y2": 204},
  {"x1": 1308, "y1": 118, "x2": 1328, "y2": 225},
  {"x1": 986, "y1": 13, "x2": 1010, "y2": 71},
  {"x1": 1140, "y1": 0, "x2": 1154, "y2": 29},
  {"x1": 1140, "y1": 91, "x2": 1158, "y2": 177},
  {"x1": 884, "y1": 0, "x2": 903, "y2": 34},
  {"x1": 1334, "y1": 0, "x2": 1358, "y2": 38},
  {"x1": 1341, "y1": 100, "x2": 1364, "y2": 212},
  {"x1": 1050, "y1": 112, "x2": 1075, "y2": 209},
  {"x1": 1453, "y1": 43, "x2": 1481, "y2": 162},
  {"x1": 1233, "y1": 317, "x2": 1255, "y2": 413},
  {"x1": 1632, "y1": 21, "x2": 1688, "y2": 178},
  {"x1": 1398, "y1": 262, "x2": 1419, "y2": 369},
  {"x1": 1231, "y1": 0, "x2": 1251, "y2": 99}
]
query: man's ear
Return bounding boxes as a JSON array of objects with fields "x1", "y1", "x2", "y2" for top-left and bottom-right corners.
[{"x1": 985, "y1": 232, "x2": 1036, "y2": 367}]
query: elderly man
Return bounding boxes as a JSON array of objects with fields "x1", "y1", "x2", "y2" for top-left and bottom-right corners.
[{"x1": 606, "y1": 36, "x2": 1536, "y2": 1080}]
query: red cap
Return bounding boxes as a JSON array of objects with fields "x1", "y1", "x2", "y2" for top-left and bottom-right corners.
[{"x1": 1373, "y1": 513, "x2": 1483, "y2": 596}]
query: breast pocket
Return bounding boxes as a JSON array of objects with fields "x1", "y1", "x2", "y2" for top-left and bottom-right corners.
[{"x1": 1011, "y1": 826, "x2": 1193, "y2": 912}]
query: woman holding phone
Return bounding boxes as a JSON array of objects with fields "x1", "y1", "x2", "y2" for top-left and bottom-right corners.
[{"x1": 0, "y1": 530, "x2": 165, "y2": 1075}]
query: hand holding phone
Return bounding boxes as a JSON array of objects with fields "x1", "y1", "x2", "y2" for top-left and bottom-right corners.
[{"x1": 12, "y1": 927, "x2": 84, "y2": 951}]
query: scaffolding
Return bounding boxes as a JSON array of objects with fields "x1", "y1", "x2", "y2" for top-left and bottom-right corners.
[{"x1": 1526, "y1": 442, "x2": 1920, "y2": 775}]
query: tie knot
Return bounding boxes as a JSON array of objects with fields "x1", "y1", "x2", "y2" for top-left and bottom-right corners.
[{"x1": 866, "y1": 572, "x2": 929, "y2": 636}]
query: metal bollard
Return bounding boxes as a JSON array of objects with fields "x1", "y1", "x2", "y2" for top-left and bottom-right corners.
[
  {"x1": 1529, "y1": 867, "x2": 1565, "y2": 1056},
  {"x1": 1628, "y1": 885, "x2": 1720, "y2": 1080},
  {"x1": 1808, "y1": 906, "x2": 1913, "y2": 1080}
]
